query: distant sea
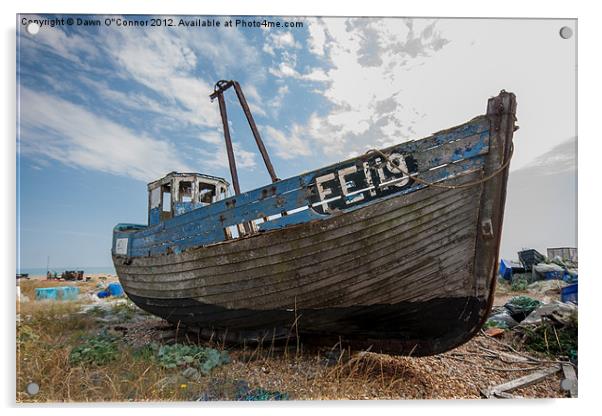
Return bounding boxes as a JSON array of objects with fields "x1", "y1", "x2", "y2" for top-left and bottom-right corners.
[{"x1": 17, "y1": 266, "x2": 116, "y2": 277}]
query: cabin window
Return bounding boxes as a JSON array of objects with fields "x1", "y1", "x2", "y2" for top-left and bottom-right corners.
[
  {"x1": 178, "y1": 181, "x2": 193, "y2": 203},
  {"x1": 150, "y1": 187, "x2": 161, "y2": 208},
  {"x1": 199, "y1": 183, "x2": 216, "y2": 205},
  {"x1": 162, "y1": 191, "x2": 171, "y2": 212},
  {"x1": 161, "y1": 184, "x2": 172, "y2": 220},
  {"x1": 217, "y1": 186, "x2": 227, "y2": 201}
]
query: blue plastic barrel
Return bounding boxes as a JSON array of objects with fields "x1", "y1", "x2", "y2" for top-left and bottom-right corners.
[{"x1": 107, "y1": 282, "x2": 124, "y2": 297}]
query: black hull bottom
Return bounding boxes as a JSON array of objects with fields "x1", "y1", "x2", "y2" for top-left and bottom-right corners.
[{"x1": 126, "y1": 293, "x2": 486, "y2": 356}]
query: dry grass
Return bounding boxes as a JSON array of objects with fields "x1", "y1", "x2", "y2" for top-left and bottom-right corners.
[
  {"x1": 17, "y1": 298, "x2": 189, "y2": 402},
  {"x1": 16, "y1": 278, "x2": 569, "y2": 402}
]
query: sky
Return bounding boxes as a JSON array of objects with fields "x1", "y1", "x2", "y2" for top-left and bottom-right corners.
[{"x1": 16, "y1": 15, "x2": 577, "y2": 269}]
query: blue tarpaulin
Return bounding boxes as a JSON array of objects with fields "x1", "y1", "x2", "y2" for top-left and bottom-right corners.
[
  {"x1": 97, "y1": 282, "x2": 124, "y2": 298},
  {"x1": 108, "y1": 282, "x2": 124, "y2": 296},
  {"x1": 35, "y1": 287, "x2": 58, "y2": 301},
  {"x1": 97, "y1": 290, "x2": 110, "y2": 298},
  {"x1": 35, "y1": 286, "x2": 79, "y2": 301},
  {"x1": 60, "y1": 286, "x2": 80, "y2": 300}
]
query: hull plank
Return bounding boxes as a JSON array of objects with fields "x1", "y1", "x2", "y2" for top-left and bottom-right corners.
[{"x1": 112, "y1": 91, "x2": 518, "y2": 356}]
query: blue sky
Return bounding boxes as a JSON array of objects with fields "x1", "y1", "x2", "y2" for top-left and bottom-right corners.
[{"x1": 17, "y1": 15, "x2": 576, "y2": 269}]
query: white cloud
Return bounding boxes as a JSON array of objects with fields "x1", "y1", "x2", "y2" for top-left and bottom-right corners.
[
  {"x1": 271, "y1": 18, "x2": 450, "y2": 161},
  {"x1": 263, "y1": 44, "x2": 275, "y2": 56},
  {"x1": 268, "y1": 63, "x2": 330, "y2": 83},
  {"x1": 263, "y1": 31, "x2": 302, "y2": 56},
  {"x1": 241, "y1": 84, "x2": 268, "y2": 117},
  {"x1": 198, "y1": 131, "x2": 224, "y2": 145},
  {"x1": 523, "y1": 137, "x2": 577, "y2": 175},
  {"x1": 19, "y1": 87, "x2": 192, "y2": 182},
  {"x1": 269, "y1": 62, "x2": 299, "y2": 79},
  {"x1": 273, "y1": 32, "x2": 301, "y2": 49},
  {"x1": 19, "y1": 16, "x2": 451, "y2": 179},
  {"x1": 20, "y1": 20, "x2": 98, "y2": 66},
  {"x1": 268, "y1": 85, "x2": 290, "y2": 116},
  {"x1": 307, "y1": 18, "x2": 328, "y2": 57},
  {"x1": 303, "y1": 69, "x2": 330, "y2": 82},
  {"x1": 198, "y1": 142, "x2": 257, "y2": 170},
  {"x1": 263, "y1": 125, "x2": 311, "y2": 159},
  {"x1": 101, "y1": 28, "x2": 221, "y2": 129},
  {"x1": 180, "y1": 24, "x2": 264, "y2": 81}
]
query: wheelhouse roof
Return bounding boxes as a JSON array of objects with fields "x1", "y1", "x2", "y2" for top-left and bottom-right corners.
[{"x1": 147, "y1": 171, "x2": 230, "y2": 190}]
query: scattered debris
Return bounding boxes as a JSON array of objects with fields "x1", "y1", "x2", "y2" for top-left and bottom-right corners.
[
  {"x1": 481, "y1": 365, "x2": 561, "y2": 398},
  {"x1": 195, "y1": 379, "x2": 289, "y2": 401},
  {"x1": 561, "y1": 363, "x2": 578, "y2": 397},
  {"x1": 485, "y1": 308, "x2": 519, "y2": 329},
  {"x1": 484, "y1": 327, "x2": 505, "y2": 338},
  {"x1": 504, "y1": 296, "x2": 541, "y2": 322},
  {"x1": 533, "y1": 263, "x2": 565, "y2": 281},
  {"x1": 547, "y1": 247, "x2": 578, "y2": 264},
  {"x1": 527, "y1": 279, "x2": 568, "y2": 296},
  {"x1": 61, "y1": 270, "x2": 85, "y2": 281},
  {"x1": 234, "y1": 381, "x2": 290, "y2": 401},
  {"x1": 515, "y1": 304, "x2": 577, "y2": 362},
  {"x1": 519, "y1": 301, "x2": 577, "y2": 326}
]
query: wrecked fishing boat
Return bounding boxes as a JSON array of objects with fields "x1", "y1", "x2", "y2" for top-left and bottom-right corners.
[{"x1": 112, "y1": 81, "x2": 517, "y2": 356}]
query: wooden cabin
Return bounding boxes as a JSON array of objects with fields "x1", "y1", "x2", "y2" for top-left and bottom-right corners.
[{"x1": 147, "y1": 172, "x2": 229, "y2": 226}]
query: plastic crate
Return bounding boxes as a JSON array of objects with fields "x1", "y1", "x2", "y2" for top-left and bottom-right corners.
[{"x1": 561, "y1": 283, "x2": 578, "y2": 304}]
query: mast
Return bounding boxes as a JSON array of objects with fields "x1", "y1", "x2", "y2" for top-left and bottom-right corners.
[{"x1": 209, "y1": 80, "x2": 279, "y2": 195}]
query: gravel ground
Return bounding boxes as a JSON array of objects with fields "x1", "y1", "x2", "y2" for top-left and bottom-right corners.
[{"x1": 116, "y1": 319, "x2": 571, "y2": 400}]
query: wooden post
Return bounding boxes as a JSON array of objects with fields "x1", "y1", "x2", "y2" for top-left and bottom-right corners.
[
  {"x1": 473, "y1": 90, "x2": 517, "y2": 309},
  {"x1": 215, "y1": 90, "x2": 241, "y2": 195},
  {"x1": 232, "y1": 81, "x2": 279, "y2": 183}
]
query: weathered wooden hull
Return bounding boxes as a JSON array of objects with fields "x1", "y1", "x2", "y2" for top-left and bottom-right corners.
[{"x1": 112, "y1": 91, "x2": 517, "y2": 356}]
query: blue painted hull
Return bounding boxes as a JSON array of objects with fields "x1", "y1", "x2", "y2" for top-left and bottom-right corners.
[{"x1": 113, "y1": 117, "x2": 490, "y2": 258}]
